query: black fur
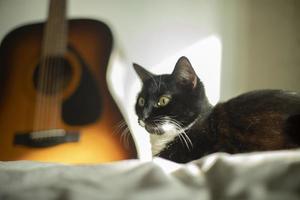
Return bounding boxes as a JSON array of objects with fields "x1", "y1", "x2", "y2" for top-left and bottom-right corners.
[{"x1": 134, "y1": 56, "x2": 300, "y2": 163}]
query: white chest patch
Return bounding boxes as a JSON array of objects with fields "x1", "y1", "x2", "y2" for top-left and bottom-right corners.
[
  {"x1": 149, "y1": 118, "x2": 197, "y2": 156},
  {"x1": 150, "y1": 123, "x2": 179, "y2": 156}
]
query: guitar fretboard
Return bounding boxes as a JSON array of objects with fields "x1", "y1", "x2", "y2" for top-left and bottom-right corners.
[{"x1": 42, "y1": 0, "x2": 67, "y2": 57}]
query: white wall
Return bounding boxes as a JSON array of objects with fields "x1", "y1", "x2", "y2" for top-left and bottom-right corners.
[
  {"x1": 1, "y1": 0, "x2": 298, "y2": 99},
  {"x1": 0, "y1": 0, "x2": 219, "y2": 66},
  {"x1": 218, "y1": 0, "x2": 300, "y2": 99}
]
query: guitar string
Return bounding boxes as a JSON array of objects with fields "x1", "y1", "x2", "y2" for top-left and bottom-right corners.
[
  {"x1": 34, "y1": 39, "x2": 48, "y2": 134},
  {"x1": 54, "y1": 0, "x2": 66, "y2": 131},
  {"x1": 44, "y1": 0, "x2": 57, "y2": 133},
  {"x1": 34, "y1": 0, "x2": 61, "y2": 136},
  {"x1": 52, "y1": 0, "x2": 66, "y2": 132},
  {"x1": 50, "y1": 1, "x2": 64, "y2": 132},
  {"x1": 50, "y1": 9, "x2": 59, "y2": 131},
  {"x1": 33, "y1": 7, "x2": 51, "y2": 134},
  {"x1": 59, "y1": 0, "x2": 67, "y2": 131},
  {"x1": 43, "y1": 1, "x2": 55, "y2": 134},
  {"x1": 33, "y1": 1, "x2": 50, "y2": 133},
  {"x1": 33, "y1": 57, "x2": 41, "y2": 133},
  {"x1": 57, "y1": 29, "x2": 66, "y2": 132},
  {"x1": 40, "y1": 10, "x2": 53, "y2": 134},
  {"x1": 45, "y1": 0, "x2": 62, "y2": 134},
  {"x1": 33, "y1": 59, "x2": 42, "y2": 133},
  {"x1": 53, "y1": 26, "x2": 62, "y2": 131},
  {"x1": 45, "y1": 56, "x2": 52, "y2": 131},
  {"x1": 61, "y1": 0, "x2": 68, "y2": 131},
  {"x1": 32, "y1": 0, "x2": 68, "y2": 138}
]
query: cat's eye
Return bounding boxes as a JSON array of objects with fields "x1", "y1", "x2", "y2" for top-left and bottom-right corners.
[
  {"x1": 138, "y1": 97, "x2": 145, "y2": 107},
  {"x1": 158, "y1": 95, "x2": 171, "y2": 107}
]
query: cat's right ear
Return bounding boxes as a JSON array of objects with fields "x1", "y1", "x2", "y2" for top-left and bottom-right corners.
[
  {"x1": 172, "y1": 56, "x2": 198, "y2": 89},
  {"x1": 133, "y1": 63, "x2": 154, "y2": 82}
]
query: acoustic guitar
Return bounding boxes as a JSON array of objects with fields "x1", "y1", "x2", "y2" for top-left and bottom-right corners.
[{"x1": 0, "y1": 0, "x2": 136, "y2": 163}]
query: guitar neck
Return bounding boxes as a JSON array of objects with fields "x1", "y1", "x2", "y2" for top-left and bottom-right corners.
[
  {"x1": 42, "y1": 0, "x2": 67, "y2": 57},
  {"x1": 34, "y1": 0, "x2": 68, "y2": 132}
]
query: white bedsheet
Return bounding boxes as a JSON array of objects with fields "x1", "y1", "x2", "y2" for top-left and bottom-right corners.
[{"x1": 1, "y1": 150, "x2": 300, "y2": 200}]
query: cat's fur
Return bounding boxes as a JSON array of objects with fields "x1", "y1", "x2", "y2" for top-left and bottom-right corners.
[{"x1": 133, "y1": 56, "x2": 300, "y2": 163}]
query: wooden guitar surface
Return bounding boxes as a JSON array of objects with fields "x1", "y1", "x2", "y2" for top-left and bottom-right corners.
[{"x1": 0, "y1": 19, "x2": 136, "y2": 164}]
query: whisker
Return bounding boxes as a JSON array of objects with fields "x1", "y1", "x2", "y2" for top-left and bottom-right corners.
[
  {"x1": 121, "y1": 127, "x2": 131, "y2": 149},
  {"x1": 177, "y1": 133, "x2": 185, "y2": 148},
  {"x1": 167, "y1": 117, "x2": 193, "y2": 151},
  {"x1": 148, "y1": 115, "x2": 194, "y2": 152},
  {"x1": 113, "y1": 120, "x2": 133, "y2": 149},
  {"x1": 113, "y1": 120, "x2": 127, "y2": 135},
  {"x1": 180, "y1": 133, "x2": 190, "y2": 151},
  {"x1": 180, "y1": 131, "x2": 193, "y2": 151}
]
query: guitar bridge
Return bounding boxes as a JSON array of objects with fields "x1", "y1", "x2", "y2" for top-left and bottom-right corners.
[{"x1": 14, "y1": 129, "x2": 80, "y2": 148}]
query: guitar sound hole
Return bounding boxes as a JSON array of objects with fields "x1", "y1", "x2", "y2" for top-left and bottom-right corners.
[{"x1": 33, "y1": 56, "x2": 72, "y2": 95}]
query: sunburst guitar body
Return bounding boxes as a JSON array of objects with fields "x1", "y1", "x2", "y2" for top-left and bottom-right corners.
[{"x1": 0, "y1": 11, "x2": 136, "y2": 163}]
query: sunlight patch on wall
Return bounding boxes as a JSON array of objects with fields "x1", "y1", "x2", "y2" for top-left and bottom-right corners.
[
  {"x1": 151, "y1": 35, "x2": 222, "y2": 105},
  {"x1": 107, "y1": 35, "x2": 222, "y2": 161}
]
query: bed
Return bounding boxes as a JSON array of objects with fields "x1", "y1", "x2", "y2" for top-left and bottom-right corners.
[{"x1": 1, "y1": 149, "x2": 300, "y2": 200}]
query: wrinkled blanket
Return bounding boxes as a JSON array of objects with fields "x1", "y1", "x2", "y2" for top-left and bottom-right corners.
[{"x1": 1, "y1": 150, "x2": 300, "y2": 200}]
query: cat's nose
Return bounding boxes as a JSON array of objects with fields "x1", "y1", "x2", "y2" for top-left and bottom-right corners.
[{"x1": 142, "y1": 110, "x2": 151, "y2": 121}]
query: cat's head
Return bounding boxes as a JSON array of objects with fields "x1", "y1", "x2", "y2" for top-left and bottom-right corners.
[{"x1": 133, "y1": 56, "x2": 210, "y2": 135}]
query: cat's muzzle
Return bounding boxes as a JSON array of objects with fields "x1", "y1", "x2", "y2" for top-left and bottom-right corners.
[{"x1": 138, "y1": 119, "x2": 164, "y2": 135}]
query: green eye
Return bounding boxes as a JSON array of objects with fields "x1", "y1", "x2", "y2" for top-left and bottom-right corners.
[
  {"x1": 158, "y1": 95, "x2": 171, "y2": 107},
  {"x1": 138, "y1": 97, "x2": 145, "y2": 107}
]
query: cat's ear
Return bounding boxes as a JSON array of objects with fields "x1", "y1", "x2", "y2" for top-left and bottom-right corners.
[
  {"x1": 172, "y1": 56, "x2": 198, "y2": 88},
  {"x1": 133, "y1": 63, "x2": 154, "y2": 82}
]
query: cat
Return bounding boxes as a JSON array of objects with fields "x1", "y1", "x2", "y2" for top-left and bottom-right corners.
[{"x1": 133, "y1": 56, "x2": 300, "y2": 163}]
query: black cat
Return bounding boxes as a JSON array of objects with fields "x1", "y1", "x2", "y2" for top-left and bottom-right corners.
[{"x1": 133, "y1": 56, "x2": 300, "y2": 163}]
